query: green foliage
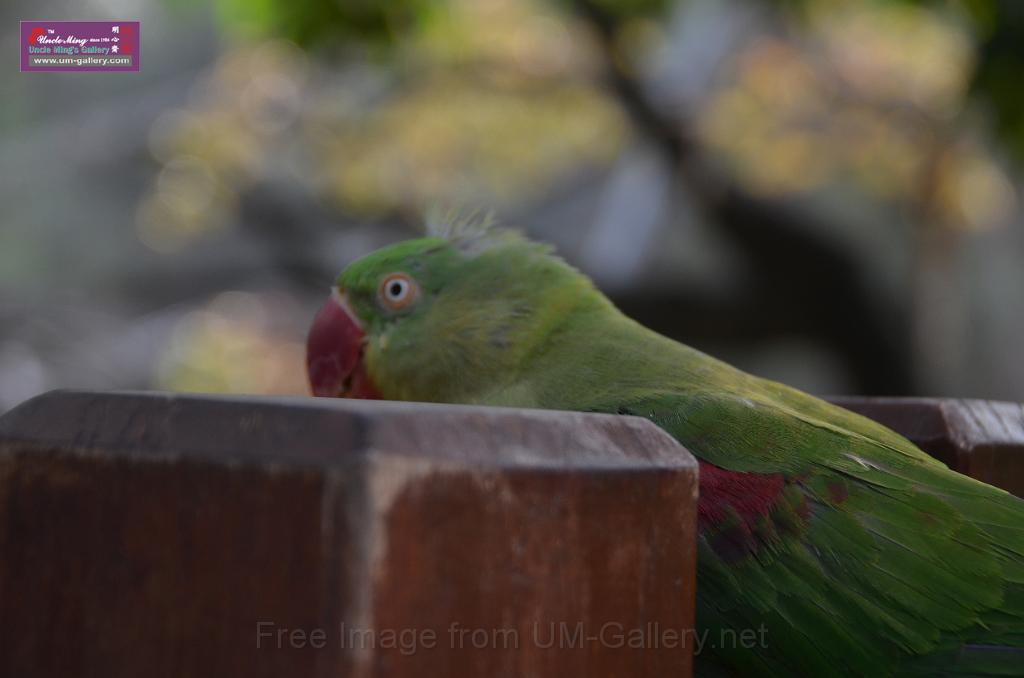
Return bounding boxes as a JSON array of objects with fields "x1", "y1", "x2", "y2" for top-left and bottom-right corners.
[
  {"x1": 184, "y1": 0, "x2": 437, "y2": 48},
  {"x1": 762, "y1": 0, "x2": 1024, "y2": 163},
  {"x1": 556, "y1": 0, "x2": 674, "y2": 21},
  {"x1": 187, "y1": 0, "x2": 1024, "y2": 164},
  {"x1": 885, "y1": 0, "x2": 1024, "y2": 164},
  {"x1": 181, "y1": 0, "x2": 675, "y2": 48},
  {"x1": 968, "y1": 1, "x2": 1024, "y2": 163}
]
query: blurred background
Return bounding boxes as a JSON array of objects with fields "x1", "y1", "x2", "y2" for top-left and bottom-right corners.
[{"x1": 1, "y1": 0, "x2": 1022, "y2": 413}]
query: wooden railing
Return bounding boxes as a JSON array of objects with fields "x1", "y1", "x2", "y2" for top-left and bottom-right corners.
[
  {"x1": 0, "y1": 391, "x2": 1021, "y2": 677},
  {"x1": 0, "y1": 391, "x2": 699, "y2": 677}
]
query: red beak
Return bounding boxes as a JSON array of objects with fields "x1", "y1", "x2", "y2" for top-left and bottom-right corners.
[{"x1": 306, "y1": 290, "x2": 381, "y2": 399}]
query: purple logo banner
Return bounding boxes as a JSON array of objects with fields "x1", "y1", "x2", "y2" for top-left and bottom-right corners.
[{"x1": 21, "y1": 21, "x2": 139, "y2": 72}]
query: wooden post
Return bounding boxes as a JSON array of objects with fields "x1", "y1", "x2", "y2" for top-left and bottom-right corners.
[
  {"x1": 831, "y1": 397, "x2": 1024, "y2": 497},
  {"x1": 0, "y1": 391, "x2": 698, "y2": 678}
]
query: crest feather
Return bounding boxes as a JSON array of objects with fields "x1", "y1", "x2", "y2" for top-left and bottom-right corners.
[{"x1": 423, "y1": 205, "x2": 512, "y2": 253}]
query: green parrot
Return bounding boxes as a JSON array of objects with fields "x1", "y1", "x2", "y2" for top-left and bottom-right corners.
[{"x1": 306, "y1": 222, "x2": 1024, "y2": 676}]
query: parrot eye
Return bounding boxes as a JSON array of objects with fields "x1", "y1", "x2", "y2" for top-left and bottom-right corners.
[{"x1": 378, "y1": 272, "x2": 419, "y2": 311}]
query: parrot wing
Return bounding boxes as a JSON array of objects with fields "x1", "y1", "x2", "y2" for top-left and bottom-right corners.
[{"x1": 609, "y1": 390, "x2": 1024, "y2": 676}]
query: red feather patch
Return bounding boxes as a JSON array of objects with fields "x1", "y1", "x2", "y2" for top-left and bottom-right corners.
[
  {"x1": 697, "y1": 461, "x2": 786, "y2": 529},
  {"x1": 697, "y1": 462, "x2": 792, "y2": 562}
]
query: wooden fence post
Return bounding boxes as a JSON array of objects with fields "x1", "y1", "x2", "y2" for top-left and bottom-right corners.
[{"x1": 0, "y1": 391, "x2": 698, "y2": 678}]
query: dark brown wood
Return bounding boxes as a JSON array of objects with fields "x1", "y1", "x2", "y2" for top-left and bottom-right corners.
[
  {"x1": 830, "y1": 397, "x2": 1024, "y2": 497},
  {"x1": 0, "y1": 391, "x2": 698, "y2": 678}
]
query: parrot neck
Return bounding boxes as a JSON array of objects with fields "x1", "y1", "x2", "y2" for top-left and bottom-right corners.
[{"x1": 470, "y1": 296, "x2": 718, "y2": 411}]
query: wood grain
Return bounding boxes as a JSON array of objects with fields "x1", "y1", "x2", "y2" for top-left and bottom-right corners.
[{"x1": 0, "y1": 391, "x2": 698, "y2": 678}]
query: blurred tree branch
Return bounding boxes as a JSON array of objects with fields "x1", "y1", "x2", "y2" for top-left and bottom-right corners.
[{"x1": 570, "y1": 0, "x2": 913, "y2": 394}]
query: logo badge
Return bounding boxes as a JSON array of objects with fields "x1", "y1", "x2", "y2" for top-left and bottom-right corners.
[{"x1": 21, "y1": 21, "x2": 139, "y2": 72}]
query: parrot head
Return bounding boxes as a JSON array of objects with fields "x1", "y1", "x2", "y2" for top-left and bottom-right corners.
[{"x1": 306, "y1": 226, "x2": 605, "y2": 403}]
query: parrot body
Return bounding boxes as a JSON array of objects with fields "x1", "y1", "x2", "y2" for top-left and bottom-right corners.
[{"x1": 307, "y1": 225, "x2": 1024, "y2": 676}]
